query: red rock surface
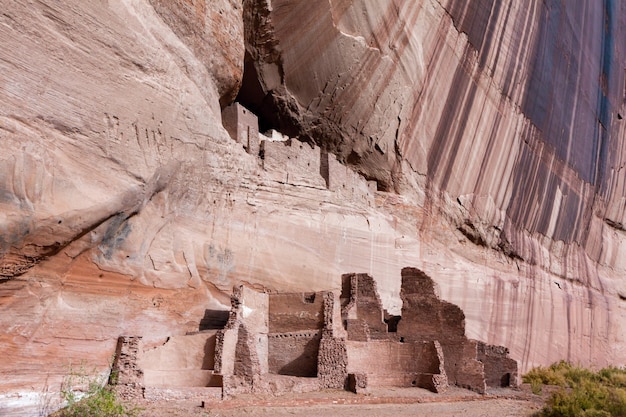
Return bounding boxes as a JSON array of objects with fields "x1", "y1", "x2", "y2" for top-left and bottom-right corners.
[{"x1": 1, "y1": 1, "x2": 626, "y2": 415}]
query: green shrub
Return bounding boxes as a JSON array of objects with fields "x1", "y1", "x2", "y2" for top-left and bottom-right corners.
[
  {"x1": 523, "y1": 360, "x2": 570, "y2": 393},
  {"x1": 524, "y1": 362, "x2": 626, "y2": 417},
  {"x1": 56, "y1": 364, "x2": 139, "y2": 417}
]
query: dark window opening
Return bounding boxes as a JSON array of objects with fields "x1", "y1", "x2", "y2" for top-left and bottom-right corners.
[
  {"x1": 303, "y1": 293, "x2": 316, "y2": 304},
  {"x1": 384, "y1": 315, "x2": 401, "y2": 333},
  {"x1": 235, "y1": 51, "x2": 299, "y2": 138},
  {"x1": 500, "y1": 373, "x2": 511, "y2": 387}
]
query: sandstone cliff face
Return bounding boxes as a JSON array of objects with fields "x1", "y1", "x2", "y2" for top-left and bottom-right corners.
[
  {"x1": 237, "y1": 0, "x2": 626, "y2": 370},
  {"x1": 240, "y1": 0, "x2": 626, "y2": 268},
  {"x1": 1, "y1": 0, "x2": 626, "y2": 415}
]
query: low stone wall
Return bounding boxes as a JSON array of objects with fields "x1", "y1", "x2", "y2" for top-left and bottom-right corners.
[
  {"x1": 346, "y1": 339, "x2": 447, "y2": 392},
  {"x1": 142, "y1": 332, "x2": 218, "y2": 374},
  {"x1": 268, "y1": 331, "x2": 321, "y2": 377},
  {"x1": 477, "y1": 342, "x2": 519, "y2": 388}
]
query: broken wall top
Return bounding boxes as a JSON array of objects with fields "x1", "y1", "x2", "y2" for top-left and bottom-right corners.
[{"x1": 398, "y1": 267, "x2": 466, "y2": 342}]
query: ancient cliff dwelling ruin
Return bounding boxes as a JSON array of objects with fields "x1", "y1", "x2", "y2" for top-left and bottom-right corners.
[
  {"x1": 222, "y1": 101, "x2": 378, "y2": 200},
  {"x1": 110, "y1": 268, "x2": 517, "y2": 400},
  {"x1": 2, "y1": 1, "x2": 626, "y2": 416}
]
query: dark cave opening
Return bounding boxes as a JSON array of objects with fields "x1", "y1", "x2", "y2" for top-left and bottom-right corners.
[{"x1": 235, "y1": 51, "x2": 300, "y2": 139}]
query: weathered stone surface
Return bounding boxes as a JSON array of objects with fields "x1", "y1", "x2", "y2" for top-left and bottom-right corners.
[
  {"x1": 0, "y1": 0, "x2": 246, "y2": 414},
  {"x1": 235, "y1": 0, "x2": 626, "y2": 373},
  {"x1": 341, "y1": 273, "x2": 388, "y2": 340},
  {"x1": 476, "y1": 342, "x2": 518, "y2": 389},
  {"x1": 110, "y1": 336, "x2": 144, "y2": 400},
  {"x1": 1, "y1": 0, "x2": 626, "y2": 415},
  {"x1": 239, "y1": 0, "x2": 626, "y2": 276},
  {"x1": 148, "y1": 0, "x2": 244, "y2": 106}
]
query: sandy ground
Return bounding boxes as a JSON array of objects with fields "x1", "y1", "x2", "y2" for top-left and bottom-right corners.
[{"x1": 135, "y1": 386, "x2": 545, "y2": 417}]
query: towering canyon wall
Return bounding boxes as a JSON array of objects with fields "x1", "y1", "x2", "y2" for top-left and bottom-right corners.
[{"x1": 0, "y1": 0, "x2": 625, "y2": 415}]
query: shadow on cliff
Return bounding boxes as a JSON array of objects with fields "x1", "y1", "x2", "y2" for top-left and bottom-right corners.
[{"x1": 0, "y1": 162, "x2": 178, "y2": 281}]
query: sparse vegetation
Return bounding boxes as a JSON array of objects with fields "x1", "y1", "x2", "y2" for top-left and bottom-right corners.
[
  {"x1": 523, "y1": 361, "x2": 626, "y2": 416},
  {"x1": 51, "y1": 363, "x2": 139, "y2": 417}
]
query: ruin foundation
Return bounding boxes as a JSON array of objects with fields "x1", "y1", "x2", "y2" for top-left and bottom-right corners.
[{"x1": 109, "y1": 267, "x2": 518, "y2": 399}]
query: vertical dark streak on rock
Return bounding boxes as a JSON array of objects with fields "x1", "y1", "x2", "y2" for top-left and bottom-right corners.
[
  {"x1": 400, "y1": 17, "x2": 449, "y2": 161},
  {"x1": 426, "y1": 46, "x2": 477, "y2": 191},
  {"x1": 486, "y1": 0, "x2": 512, "y2": 76}
]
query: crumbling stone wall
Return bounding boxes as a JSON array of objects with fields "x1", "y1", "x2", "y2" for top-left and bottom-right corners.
[
  {"x1": 326, "y1": 152, "x2": 375, "y2": 204},
  {"x1": 397, "y1": 267, "x2": 521, "y2": 392},
  {"x1": 318, "y1": 292, "x2": 348, "y2": 389},
  {"x1": 268, "y1": 331, "x2": 321, "y2": 376},
  {"x1": 477, "y1": 342, "x2": 518, "y2": 388},
  {"x1": 221, "y1": 102, "x2": 374, "y2": 205},
  {"x1": 340, "y1": 267, "x2": 517, "y2": 393},
  {"x1": 397, "y1": 267, "x2": 487, "y2": 392},
  {"x1": 109, "y1": 269, "x2": 517, "y2": 399},
  {"x1": 346, "y1": 339, "x2": 448, "y2": 393},
  {"x1": 215, "y1": 285, "x2": 269, "y2": 396},
  {"x1": 233, "y1": 324, "x2": 262, "y2": 385},
  {"x1": 261, "y1": 138, "x2": 327, "y2": 188},
  {"x1": 318, "y1": 330, "x2": 348, "y2": 389},
  {"x1": 221, "y1": 102, "x2": 259, "y2": 156},
  {"x1": 110, "y1": 336, "x2": 144, "y2": 400},
  {"x1": 341, "y1": 273, "x2": 388, "y2": 340}
]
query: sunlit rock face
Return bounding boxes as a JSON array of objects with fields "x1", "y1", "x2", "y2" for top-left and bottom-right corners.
[
  {"x1": 240, "y1": 0, "x2": 626, "y2": 265},
  {"x1": 1, "y1": 0, "x2": 626, "y2": 415},
  {"x1": 238, "y1": 0, "x2": 626, "y2": 373}
]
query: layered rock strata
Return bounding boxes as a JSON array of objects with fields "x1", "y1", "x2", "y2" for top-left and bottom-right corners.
[
  {"x1": 0, "y1": 1, "x2": 625, "y2": 416},
  {"x1": 239, "y1": 0, "x2": 626, "y2": 275}
]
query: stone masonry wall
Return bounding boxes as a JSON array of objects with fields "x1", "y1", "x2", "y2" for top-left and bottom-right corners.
[
  {"x1": 222, "y1": 102, "x2": 374, "y2": 204},
  {"x1": 477, "y1": 342, "x2": 519, "y2": 388},
  {"x1": 345, "y1": 339, "x2": 447, "y2": 392},
  {"x1": 215, "y1": 285, "x2": 269, "y2": 396},
  {"x1": 397, "y1": 267, "x2": 494, "y2": 393},
  {"x1": 268, "y1": 292, "x2": 324, "y2": 333},
  {"x1": 110, "y1": 336, "x2": 144, "y2": 400},
  {"x1": 318, "y1": 292, "x2": 348, "y2": 389},
  {"x1": 222, "y1": 102, "x2": 260, "y2": 156},
  {"x1": 261, "y1": 139, "x2": 327, "y2": 188},
  {"x1": 268, "y1": 331, "x2": 321, "y2": 377},
  {"x1": 214, "y1": 274, "x2": 515, "y2": 396},
  {"x1": 341, "y1": 273, "x2": 388, "y2": 340}
]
